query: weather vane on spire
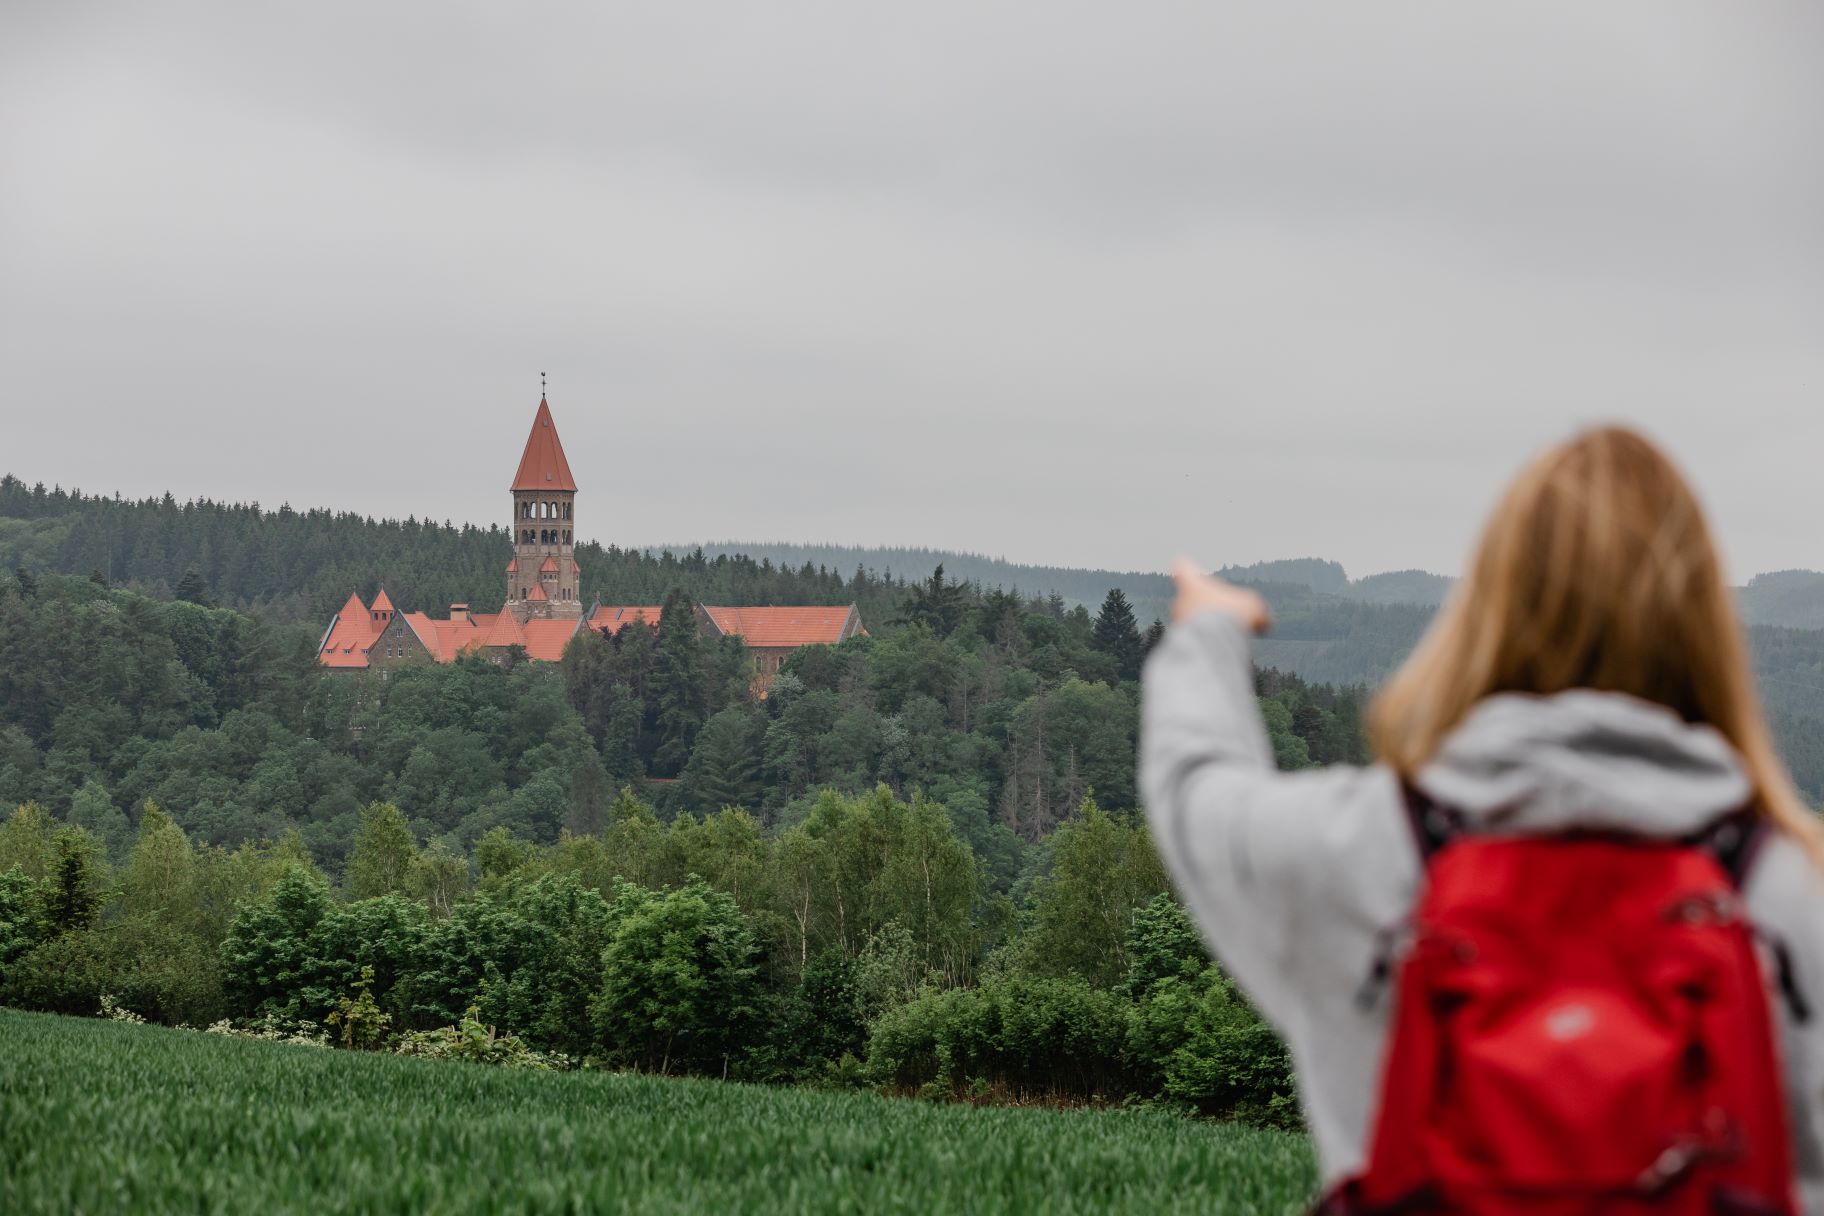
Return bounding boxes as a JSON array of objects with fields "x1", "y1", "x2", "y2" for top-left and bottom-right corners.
[{"x1": 541, "y1": 371, "x2": 547, "y2": 398}]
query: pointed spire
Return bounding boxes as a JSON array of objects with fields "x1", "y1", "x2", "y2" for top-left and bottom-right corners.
[
  {"x1": 510, "y1": 397, "x2": 578, "y2": 492},
  {"x1": 371, "y1": 588, "x2": 396, "y2": 615}
]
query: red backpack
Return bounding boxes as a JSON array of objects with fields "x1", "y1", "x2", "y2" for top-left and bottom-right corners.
[{"x1": 1324, "y1": 787, "x2": 1803, "y2": 1215}]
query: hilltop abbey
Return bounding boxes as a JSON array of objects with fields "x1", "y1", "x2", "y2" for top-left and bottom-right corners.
[{"x1": 317, "y1": 395, "x2": 864, "y2": 677}]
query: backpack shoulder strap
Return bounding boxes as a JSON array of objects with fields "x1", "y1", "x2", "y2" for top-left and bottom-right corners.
[
  {"x1": 1399, "y1": 779, "x2": 1463, "y2": 867},
  {"x1": 1683, "y1": 808, "x2": 1812, "y2": 1024},
  {"x1": 1684, "y1": 805, "x2": 1769, "y2": 890}
]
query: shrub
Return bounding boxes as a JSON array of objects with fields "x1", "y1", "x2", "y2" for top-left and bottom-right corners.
[
  {"x1": 0, "y1": 866, "x2": 48, "y2": 987},
  {"x1": 395, "y1": 1007, "x2": 564, "y2": 1070},
  {"x1": 204, "y1": 1013, "x2": 330, "y2": 1047},
  {"x1": 326, "y1": 966, "x2": 393, "y2": 1051},
  {"x1": 1129, "y1": 970, "x2": 1299, "y2": 1128},
  {"x1": 866, "y1": 975, "x2": 1136, "y2": 1101},
  {"x1": 589, "y1": 878, "x2": 762, "y2": 1075},
  {"x1": 5, "y1": 916, "x2": 223, "y2": 1026},
  {"x1": 747, "y1": 949, "x2": 866, "y2": 1083}
]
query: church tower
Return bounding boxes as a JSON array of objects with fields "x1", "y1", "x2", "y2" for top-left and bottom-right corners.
[{"x1": 506, "y1": 395, "x2": 582, "y2": 623}]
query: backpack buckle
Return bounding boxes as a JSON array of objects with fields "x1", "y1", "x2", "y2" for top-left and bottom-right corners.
[{"x1": 1635, "y1": 1112, "x2": 1741, "y2": 1196}]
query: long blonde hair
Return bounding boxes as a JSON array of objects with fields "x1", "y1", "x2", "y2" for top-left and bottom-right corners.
[{"x1": 1370, "y1": 425, "x2": 1822, "y2": 856}]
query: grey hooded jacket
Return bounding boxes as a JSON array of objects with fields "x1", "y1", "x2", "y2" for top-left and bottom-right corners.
[{"x1": 1140, "y1": 611, "x2": 1824, "y2": 1210}]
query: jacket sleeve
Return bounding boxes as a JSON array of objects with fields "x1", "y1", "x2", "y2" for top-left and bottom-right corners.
[
  {"x1": 1139, "y1": 610, "x2": 1408, "y2": 1030},
  {"x1": 1749, "y1": 837, "x2": 1824, "y2": 1212}
]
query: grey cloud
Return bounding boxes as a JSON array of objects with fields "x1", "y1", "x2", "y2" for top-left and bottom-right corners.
[{"x1": 1, "y1": 1, "x2": 1819, "y2": 579}]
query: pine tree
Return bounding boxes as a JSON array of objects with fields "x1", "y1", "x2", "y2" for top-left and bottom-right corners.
[
  {"x1": 45, "y1": 828, "x2": 103, "y2": 932},
  {"x1": 651, "y1": 590, "x2": 706, "y2": 776},
  {"x1": 173, "y1": 567, "x2": 210, "y2": 605},
  {"x1": 902, "y1": 564, "x2": 966, "y2": 636},
  {"x1": 1091, "y1": 589, "x2": 1144, "y2": 682},
  {"x1": 679, "y1": 709, "x2": 762, "y2": 812}
]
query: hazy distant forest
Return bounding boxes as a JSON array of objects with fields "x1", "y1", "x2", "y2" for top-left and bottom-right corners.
[{"x1": 4, "y1": 476, "x2": 1824, "y2": 1116}]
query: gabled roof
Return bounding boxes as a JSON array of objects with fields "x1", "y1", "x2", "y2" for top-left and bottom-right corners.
[
  {"x1": 479, "y1": 611, "x2": 528, "y2": 649},
  {"x1": 526, "y1": 582, "x2": 549, "y2": 602},
  {"x1": 510, "y1": 397, "x2": 578, "y2": 492},
  {"x1": 317, "y1": 591, "x2": 382, "y2": 667},
  {"x1": 401, "y1": 611, "x2": 439, "y2": 654},
  {"x1": 702, "y1": 605, "x2": 862, "y2": 649},
  {"x1": 590, "y1": 605, "x2": 665, "y2": 636}
]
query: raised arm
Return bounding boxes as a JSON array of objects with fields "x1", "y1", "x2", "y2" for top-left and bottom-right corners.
[{"x1": 1139, "y1": 565, "x2": 1407, "y2": 1028}]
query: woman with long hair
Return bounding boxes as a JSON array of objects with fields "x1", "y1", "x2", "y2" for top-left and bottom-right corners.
[{"x1": 1142, "y1": 426, "x2": 1824, "y2": 1211}]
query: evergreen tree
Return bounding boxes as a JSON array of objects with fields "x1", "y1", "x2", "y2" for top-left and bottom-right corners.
[
  {"x1": 679, "y1": 709, "x2": 763, "y2": 812},
  {"x1": 651, "y1": 590, "x2": 705, "y2": 776},
  {"x1": 45, "y1": 828, "x2": 104, "y2": 932},
  {"x1": 173, "y1": 567, "x2": 210, "y2": 605},
  {"x1": 566, "y1": 756, "x2": 612, "y2": 837},
  {"x1": 902, "y1": 564, "x2": 966, "y2": 637},
  {"x1": 1090, "y1": 588, "x2": 1144, "y2": 682}
]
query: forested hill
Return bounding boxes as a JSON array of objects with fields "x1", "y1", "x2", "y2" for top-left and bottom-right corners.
[
  {"x1": 0, "y1": 478, "x2": 911, "y2": 628},
  {"x1": 673, "y1": 543, "x2": 1180, "y2": 625}
]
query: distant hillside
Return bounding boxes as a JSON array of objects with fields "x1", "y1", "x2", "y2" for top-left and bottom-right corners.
[
  {"x1": 673, "y1": 542, "x2": 1181, "y2": 625},
  {"x1": 1739, "y1": 571, "x2": 1824, "y2": 631},
  {"x1": 670, "y1": 547, "x2": 1454, "y2": 628}
]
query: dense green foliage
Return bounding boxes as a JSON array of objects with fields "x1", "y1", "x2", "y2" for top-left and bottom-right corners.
[
  {"x1": 0, "y1": 779, "x2": 1300, "y2": 1124},
  {"x1": 0, "y1": 1010, "x2": 1317, "y2": 1215},
  {"x1": 0, "y1": 570, "x2": 1364, "y2": 869}
]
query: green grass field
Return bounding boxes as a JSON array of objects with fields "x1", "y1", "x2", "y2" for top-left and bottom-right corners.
[{"x1": 0, "y1": 1009, "x2": 1316, "y2": 1214}]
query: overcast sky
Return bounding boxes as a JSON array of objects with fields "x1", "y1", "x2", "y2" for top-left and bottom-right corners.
[{"x1": 3, "y1": 2, "x2": 1819, "y2": 580}]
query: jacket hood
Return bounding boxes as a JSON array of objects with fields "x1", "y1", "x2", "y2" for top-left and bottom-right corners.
[{"x1": 1414, "y1": 690, "x2": 1752, "y2": 838}]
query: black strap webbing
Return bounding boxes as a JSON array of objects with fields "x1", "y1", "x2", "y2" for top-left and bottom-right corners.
[{"x1": 1399, "y1": 780, "x2": 1462, "y2": 866}]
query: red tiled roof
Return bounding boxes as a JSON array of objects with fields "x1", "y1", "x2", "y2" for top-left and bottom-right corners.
[
  {"x1": 479, "y1": 611, "x2": 528, "y2": 649},
  {"x1": 505, "y1": 557, "x2": 518, "y2": 573},
  {"x1": 510, "y1": 397, "x2": 577, "y2": 492},
  {"x1": 317, "y1": 592, "x2": 382, "y2": 667},
  {"x1": 401, "y1": 611, "x2": 440, "y2": 655},
  {"x1": 371, "y1": 588, "x2": 396, "y2": 615},
  {"x1": 526, "y1": 582, "x2": 548, "y2": 602},
  {"x1": 431, "y1": 620, "x2": 482, "y2": 660},
  {"x1": 332, "y1": 591, "x2": 368, "y2": 628},
  {"x1": 319, "y1": 644, "x2": 370, "y2": 668},
  {"x1": 703, "y1": 605, "x2": 860, "y2": 649},
  {"x1": 590, "y1": 605, "x2": 664, "y2": 636},
  {"x1": 522, "y1": 618, "x2": 583, "y2": 662},
  {"x1": 539, "y1": 556, "x2": 559, "y2": 573}
]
